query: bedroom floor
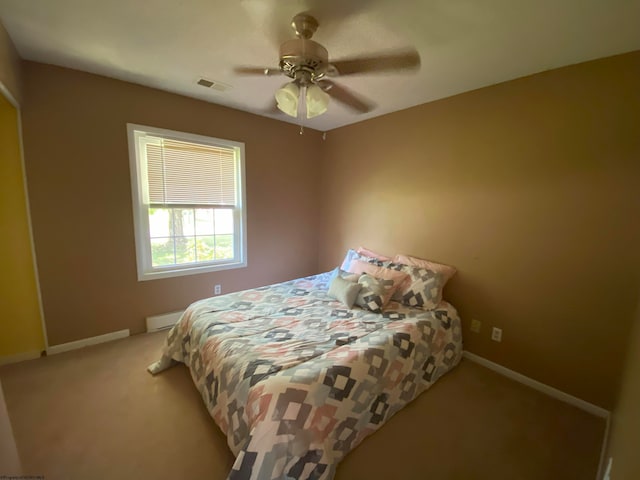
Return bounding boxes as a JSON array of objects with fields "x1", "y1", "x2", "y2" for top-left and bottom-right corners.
[{"x1": 1, "y1": 332, "x2": 605, "y2": 480}]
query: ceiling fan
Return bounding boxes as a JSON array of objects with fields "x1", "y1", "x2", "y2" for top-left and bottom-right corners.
[{"x1": 234, "y1": 13, "x2": 421, "y2": 119}]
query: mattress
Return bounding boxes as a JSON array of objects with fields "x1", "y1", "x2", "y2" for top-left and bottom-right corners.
[{"x1": 149, "y1": 271, "x2": 463, "y2": 479}]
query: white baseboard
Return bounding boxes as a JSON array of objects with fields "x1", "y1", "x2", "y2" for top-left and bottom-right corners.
[
  {"x1": 146, "y1": 311, "x2": 183, "y2": 333},
  {"x1": 47, "y1": 329, "x2": 130, "y2": 355},
  {"x1": 0, "y1": 350, "x2": 41, "y2": 367},
  {"x1": 597, "y1": 416, "x2": 612, "y2": 480},
  {"x1": 463, "y1": 351, "x2": 610, "y2": 419}
]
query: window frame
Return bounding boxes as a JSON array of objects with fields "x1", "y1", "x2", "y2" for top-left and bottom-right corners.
[{"x1": 127, "y1": 123, "x2": 247, "y2": 281}]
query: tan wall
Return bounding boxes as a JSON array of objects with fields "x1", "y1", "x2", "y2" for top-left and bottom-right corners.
[
  {"x1": 0, "y1": 21, "x2": 22, "y2": 103},
  {"x1": 318, "y1": 51, "x2": 640, "y2": 409},
  {"x1": 21, "y1": 61, "x2": 322, "y2": 346},
  {"x1": 607, "y1": 298, "x2": 640, "y2": 479}
]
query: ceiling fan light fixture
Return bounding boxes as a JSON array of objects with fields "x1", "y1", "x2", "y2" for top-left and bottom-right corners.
[
  {"x1": 236, "y1": 13, "x2": 421, "y2": 120},
  {"x1": 306, "y1": 84, "x2": 330, "y2": 119},
  {"x1": 275, "y1": 83, "x2": 299, "y2": 117}
]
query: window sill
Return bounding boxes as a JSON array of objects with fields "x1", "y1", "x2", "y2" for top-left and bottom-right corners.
[{"x1": 137, "y1": 260, "x2": 247, "y2": 282}]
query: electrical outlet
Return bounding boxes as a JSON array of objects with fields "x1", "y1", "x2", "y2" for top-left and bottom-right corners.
[
  {"x1": 214, "y1": 284, "x2": 221, "y2": 295},
  {"x1": 470, "y1": 319, "x2": 482, "y2": 333},
  {"x1": 491, "y1": 327, "x2": 503, "y2": 342}
]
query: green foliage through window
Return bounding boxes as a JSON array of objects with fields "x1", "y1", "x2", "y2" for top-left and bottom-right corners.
[{"x1": 149, "y1": 207, "x2": 234, "y2": 267}]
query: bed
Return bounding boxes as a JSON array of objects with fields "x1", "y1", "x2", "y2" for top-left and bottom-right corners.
[{"x1": 149, "y1": 266, "x2": 462, "y2": 479}]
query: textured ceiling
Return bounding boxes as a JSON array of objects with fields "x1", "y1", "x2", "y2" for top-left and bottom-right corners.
[{"x1": 1, "y1": 0, "x2": 639, "y2": 131}]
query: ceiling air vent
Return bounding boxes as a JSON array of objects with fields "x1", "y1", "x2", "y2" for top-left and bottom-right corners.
[{"x1": 196, "y1": 77, "x2": 231, "y2": 92}]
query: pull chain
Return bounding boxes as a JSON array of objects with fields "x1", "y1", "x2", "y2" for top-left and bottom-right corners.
[{"x1": 299, "y1": 85, "x2": 306, "y2": 135}]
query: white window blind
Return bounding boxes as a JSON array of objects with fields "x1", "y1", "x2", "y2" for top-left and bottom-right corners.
[
  {"x1": 145, "y1": 139, "x2": 237, "y2": 206},
  {"x1": 128, "y1": 124, "x2": 246, "y2": 281}
]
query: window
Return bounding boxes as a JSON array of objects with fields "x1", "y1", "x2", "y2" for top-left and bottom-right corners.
[{"x1": 127, "y1": 124, "x2": 246, "y2": 281}]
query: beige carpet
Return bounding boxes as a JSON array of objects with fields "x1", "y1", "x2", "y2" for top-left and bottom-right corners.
[{"x1": 0, "y1": 332, "x2": 605, "y2": 480}]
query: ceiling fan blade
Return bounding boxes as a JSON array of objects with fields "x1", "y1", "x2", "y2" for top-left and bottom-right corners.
[
  {"x1": 329, "y1": 48, "x2": 420, "y2": 76},
  {"x1": 234, "y1": 66, "x2": 281, "y2": 76},
  {"x1": 319, "y1": 80, "x2": 375, "y2": 114}
]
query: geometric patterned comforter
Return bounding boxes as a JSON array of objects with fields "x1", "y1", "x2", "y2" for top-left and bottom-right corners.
[{"x1": 149, "y1": 272, "x2": 463, "y2": 479}]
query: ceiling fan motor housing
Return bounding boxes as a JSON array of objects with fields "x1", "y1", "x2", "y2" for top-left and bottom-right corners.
[{"x1": 279, "y1": 38, "x2": 329, "y2": 83}]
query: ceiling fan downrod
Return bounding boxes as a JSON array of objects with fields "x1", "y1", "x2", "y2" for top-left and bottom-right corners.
[{"x1": 291, "y1": 13, "x2": 319, "y2": 40}]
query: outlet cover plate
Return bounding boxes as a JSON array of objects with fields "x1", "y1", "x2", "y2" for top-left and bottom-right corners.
[
  {"x1": 470, "y1": 319, "x2": 482, "y2": 333},
  {"x1": 491, "y1": 327, "x2": 503, "y2": 342}
]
